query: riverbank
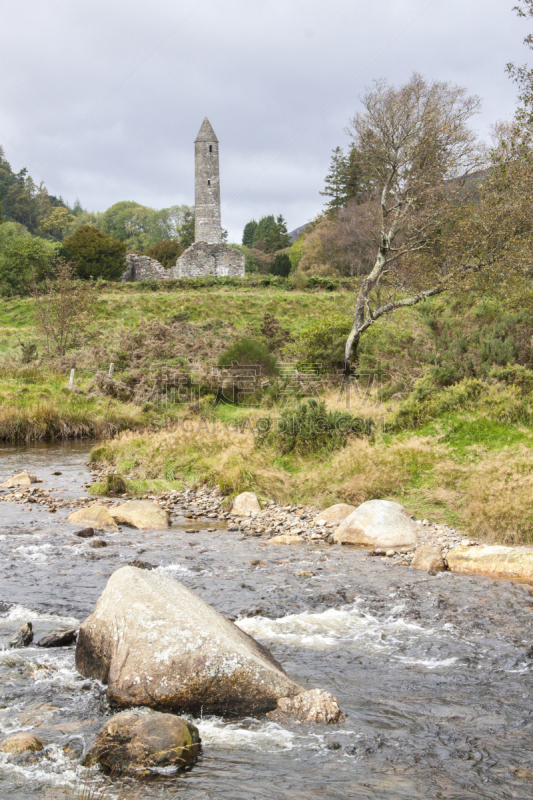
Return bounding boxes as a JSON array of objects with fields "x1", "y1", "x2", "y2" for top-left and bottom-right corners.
[{"x1": 3, "y1": 442, "x2": 533, "y2": 798}]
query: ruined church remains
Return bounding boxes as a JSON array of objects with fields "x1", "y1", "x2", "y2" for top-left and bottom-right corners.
[{"x1": 121, "y1": 118, "x2": 245, "y2": 282}]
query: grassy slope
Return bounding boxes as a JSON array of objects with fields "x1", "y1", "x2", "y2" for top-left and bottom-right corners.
[
  {"x1": 0, "y1": 285, "x2": 354, "y2": 439},
  {"x1": 3, "y1": 282, "x2": 533, "y2": 543}
]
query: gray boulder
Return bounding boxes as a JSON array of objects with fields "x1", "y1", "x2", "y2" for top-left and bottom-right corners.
[
  {"x1": 333, "y1": 500, "x2": 417, "y2": 549},
  {"x1": 109, "y1": 500, "x2": 169, "y2": 530},
  {"x1": 83, "y1": 710, "x2": 200, "y2": 775},
  {"x1": 411, "y1": 545, "x2": 445, "y2": 572},
  {"x1": 314, "y1": 504, "x2": 356, "y2": 525},
  {"x1": 232, "y1": 492, "x2": 261, "y2": 516},
  {"x1": 76, "y1": 566, "x2": 304, "y2": 715},
  {"x1": 267, "y1": 689, "x2": 345, "y2": 724}
]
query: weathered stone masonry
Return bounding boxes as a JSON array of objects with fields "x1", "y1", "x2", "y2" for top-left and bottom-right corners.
[{"x1": 121, "y1": 117, "x2": 245, "y2": 282}]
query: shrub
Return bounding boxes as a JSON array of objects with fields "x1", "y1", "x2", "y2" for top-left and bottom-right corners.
[
  {"x1": 256, "y1": 399, "x2": 373, "y2": 454},
  {"x1": 292, "y1": 315, "x2": 352, "y2": 371},
  {"x1": 270, "y1": 253, "x2": 292, "y2": 277},
  {"x1": 218, "y1": 336, "x2": 279, "y2": 376},
  {"x1": 104, "y1": 473, "x2": 127, "y2": 496},
  {"x1": 0, "y1": 232, "x2": 59, "y2": 295},
  {"x1": 63, "y1": 225, "x2": 127, "y2": 280},
  {"x1": 146, "y1": 238, "x2": 183, "y2": 268}
]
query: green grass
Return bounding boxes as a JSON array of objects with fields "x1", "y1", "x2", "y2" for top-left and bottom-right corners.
[{"x1": 417, "y1": 413, "x2": 533, "y2": 454}]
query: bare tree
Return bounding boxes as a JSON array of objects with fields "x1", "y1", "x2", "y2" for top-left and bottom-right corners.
[
  {"x1": 343, "y1": 73, "x2": 485, "y2": 364},
  {"x1": 32, "y1": 261, "x2": 96, "y2": 357}
]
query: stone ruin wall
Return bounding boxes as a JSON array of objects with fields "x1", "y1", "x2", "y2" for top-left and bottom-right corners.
[
  {"x1": 120, "y1": 254, "x2": 178, "y2": 282},
  {"x1": 175, "y1": 242, "x2": 245, "y2": 278},
  {"x1": 120, "y1": 247, "x2": 245, "y2": 282}
]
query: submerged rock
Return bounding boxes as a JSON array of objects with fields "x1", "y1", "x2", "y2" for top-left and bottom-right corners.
[
  {"x1": 76, "y1": 566, "x2": 304, "y2": 715},
  {"x1": 9, "y1": 622, "x2": 33, "y2": 648},
  {"x1": 68, "y1": 505, "x2": 118, "y2": 532},
  {"x1": 83, "y1": 710, "x2": 200, "y2": 776},
  {"x1": 37, "y1": 629, "x2": 77, "y2": 648},
  {"x1": 267, "y1": 689, "x2": 345, "y2": 725},
  {"x1": 0, "y1": 732, "x2": 44, "y2": 754},
  {"x1": 109, "y1": 500, "x2": 169, "y2": 530},
  {"x1": 267, "y1": 534, "x2": 305, "y2": 545},
  {"x1": 411, "y1": 545, "x2": 445, "y2": 572},
  {"x1": 232, "y1": 492, "x2": 261, "y2": 516},
  {"x1": 75, "y1": 527, "x2": 96, "y2": 538},
  {"x1": 1, "y1": 471, "x2": 41, "y2": 488},
  {"x1": 333, "y1": 500, "x2": 417, "y2": 549},
  {"x1": 314, "y1": 504, "x2": 356, "y2": 525},
  {"x1": 447, "y1": 545, "x2": 533, "y2": 580}
]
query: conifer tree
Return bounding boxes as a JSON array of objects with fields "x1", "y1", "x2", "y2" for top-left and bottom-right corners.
[
  {"x1": 242, "y1": 220, "x2": 257, "y2": 246},
  {"x1": 320, "y1": 146, "x2": 351, "y2": 211}
]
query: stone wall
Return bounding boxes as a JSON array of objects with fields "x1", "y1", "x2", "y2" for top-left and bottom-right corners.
[
  {"x1": 121, "y1": 247, "x2": 245, "y2": 282},
  {"x1": 176, "y1": 242, "x2": 245, "y2": 278},
  {"x1": 120, "y1": 254, "x2": 174, "y2": 282}
]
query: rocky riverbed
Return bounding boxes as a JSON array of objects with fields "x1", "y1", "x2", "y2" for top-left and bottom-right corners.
[{"x1": 1, "y1": 441, "x2": 533, "y2": 800}]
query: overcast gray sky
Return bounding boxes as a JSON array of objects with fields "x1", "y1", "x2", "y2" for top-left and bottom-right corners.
[{"x1": 0, "y1": 0, "x2": 529, "y2": 242}]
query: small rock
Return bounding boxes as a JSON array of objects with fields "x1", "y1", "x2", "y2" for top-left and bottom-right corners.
[
  {"x1": 411, "y1": 545, "x2": 446, "y2": 572},
  {"x1": 127, "y1": 560, "x2": 154, "y2": 570},
  {"x1": 267, "y1": 689, "x2": 344, "y2": 725},
  {"x1": 109, "y1": 500, "x2": 169, "y2": 530},
  {"x1": 268, "y1": 534, "x2": 305, "y2": 545},
  {"x1": 296, "y1": 571, "x2": 314, "y2": 578},
  {"x1": 37, "y1": 629, "x2": 77, "y2": 648},
  {"x1": 0, "y1": 732, "x2": 44, "y2": 754},
  {"x1": 1, "y1": 471, "x2": 41, "y2": 488},
  {"x1": 386, "y1": 549, "x2": 395, "y2": 557},
  {"x1": 231, "y1": 492, "x2": 261, "y2": 517},
  {"x1": 9, "y1": 622, "x2": 33, "y2": 648},
  {"x1": 89, "y1": 539, "x2": 108, "y2": 548},
  {"x1": 75, "y1": 527, "x2": 95, "y2": 538},
  {"x1": 68, "y1": 505, "x2": 118, "y2": 533},
  {"x1": 83, "y1": 709, "x2": 200, "y2": 775},
  {"x1": 314, "y1": 504, "x2": 356, "y2": 525}
]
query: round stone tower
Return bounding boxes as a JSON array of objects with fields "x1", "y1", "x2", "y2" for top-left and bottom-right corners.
[{"x1": 194, "y1": 117, "x2": 222, "y2": 244}]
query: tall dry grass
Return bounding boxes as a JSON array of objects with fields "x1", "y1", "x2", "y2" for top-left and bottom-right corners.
[{"x1": 90, "y1": 420, "x2": 533, "y2": 544}]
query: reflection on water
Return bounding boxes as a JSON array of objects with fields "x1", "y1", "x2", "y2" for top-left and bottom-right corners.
[{"x1": 0, "y1": 442, "x2": 532, "y2": 799}]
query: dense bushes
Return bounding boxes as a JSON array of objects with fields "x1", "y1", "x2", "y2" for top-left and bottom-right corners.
[
  {"x1": 392, "y1": 375, "x2": 533, "y2": 430},
  {"x1": 292, "y1": 315, "x2": 352, "y2": 370},
  {"x1": 256, "y1": 399, "x2": 372, "y2": 454},
  {"x1": 218, "y1": 336, "x2": 279, "y2": 376},
  {"x1": 0, "y1": 223, "x2": 59, "y2": 295},
  {"x1": 62, "y1": 226, "x2": 126, "y2": 280}
]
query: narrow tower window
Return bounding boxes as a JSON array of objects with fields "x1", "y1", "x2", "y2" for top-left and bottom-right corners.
[
  {"x1": 209, "y1": 145, "x2": 213, "y2": 153},
  {"x1": 207, "y1": 180, "x2": 211, "y2": 185}
]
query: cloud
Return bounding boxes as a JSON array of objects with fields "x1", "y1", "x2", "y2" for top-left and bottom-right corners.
[{"x1": 0, "y1": 0, "x2": 528, "y2": 241}]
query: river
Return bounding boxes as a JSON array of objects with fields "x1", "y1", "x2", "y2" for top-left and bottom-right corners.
[{"x1": 0, "y1": 442, "x2": 532, "y2": 799}]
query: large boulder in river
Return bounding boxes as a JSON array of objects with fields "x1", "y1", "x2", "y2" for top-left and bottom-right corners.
[
  {"x1": 76, "y1": 566, "x2": 304, "y2": 715},
  {"x1": 447, "y1": 544, "x2": 533, "y2": 580},
  {"x1": 83, "y1": 710, "x2": 200, "y2": 775},
  {"x1": 333, "y1": 500, "x2": 417, "y2": 549},
  {"x1": 314, "y1": 504, "x2": 356, "y2": 525},
  {"x1": 67, "y1": 504, "x2": 118, "y2": 532},
  {"x1": 232, "y1": 491, "x2": 261, "y2": 516},
  {"x1": 109, "y1": 500, "x2": 169, "y2": 530}
]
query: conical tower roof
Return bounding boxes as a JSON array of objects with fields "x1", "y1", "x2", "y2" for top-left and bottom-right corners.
[{"x1": 195, "y1": 117, "x2": 218, "y2": 143}]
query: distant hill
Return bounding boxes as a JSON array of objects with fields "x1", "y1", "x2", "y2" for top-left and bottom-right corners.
[{"x1": 288, "y1": 224, "x2": 310, "y2": 243}]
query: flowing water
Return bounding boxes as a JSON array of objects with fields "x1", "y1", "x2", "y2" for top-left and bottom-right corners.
[{"x1": 1, "y1": 442, "x2": 533, "y2": 799}]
